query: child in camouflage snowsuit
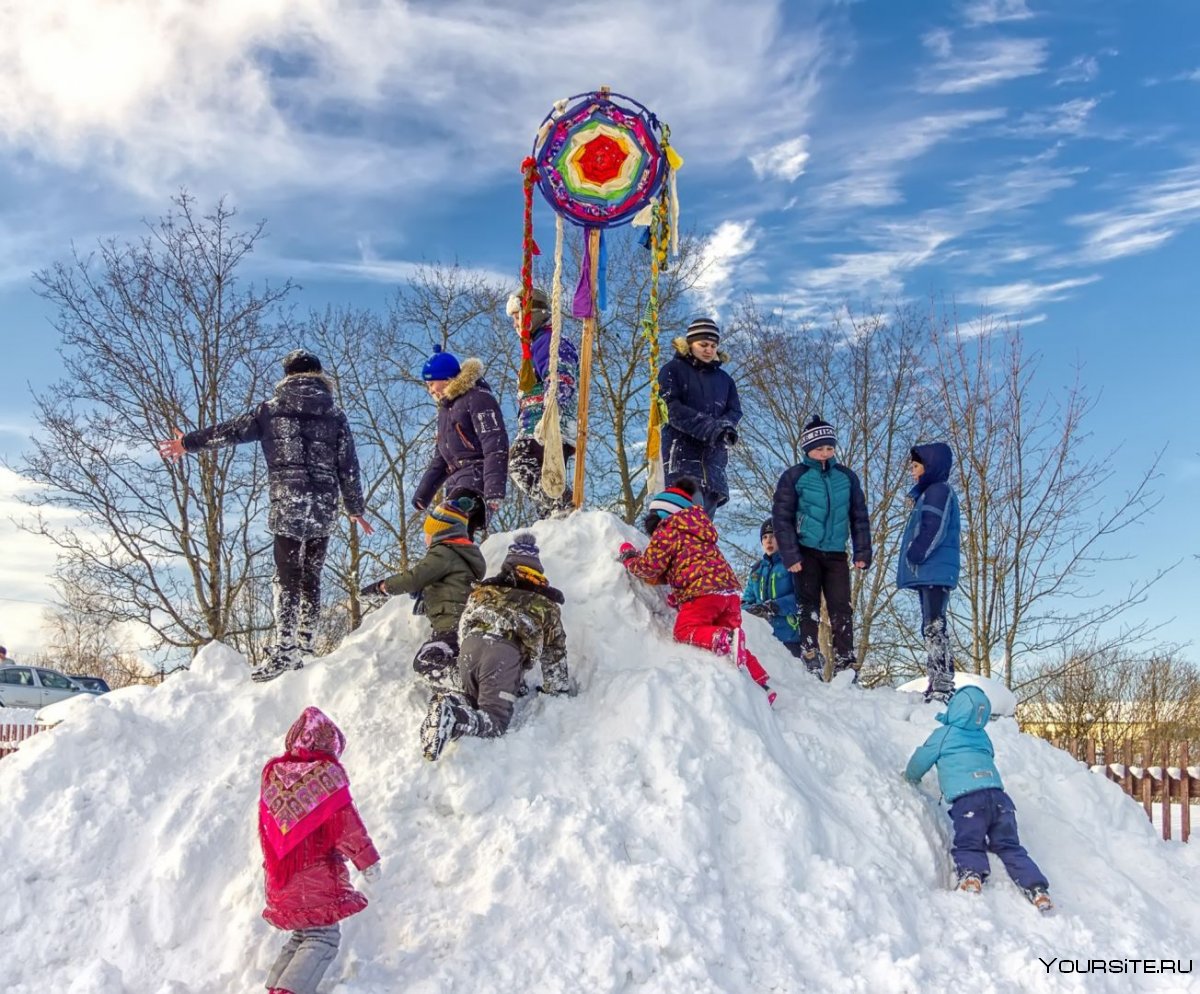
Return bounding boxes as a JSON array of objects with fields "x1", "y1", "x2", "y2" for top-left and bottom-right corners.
[
  {"x1": 505, "y1": 287, "x2": 579, "y2": 518},
  {"x1": 619, "y1": 479, "x2": 775, "y2": 705},
  {"x1": 904, "y1": 686, "x2": 1053, "y2": 911},
  {"x1": 361, "y1": 497, "x2": 485, "y2": 690},
  {"x1": 420, "y1": 533, "x2": 572, "y2": 761},
  {"x1": 158, "y1": 350, "x2": 372, "y2": 682}
]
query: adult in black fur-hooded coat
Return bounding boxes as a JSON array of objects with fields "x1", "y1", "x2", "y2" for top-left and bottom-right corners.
[
  {"x1": 413, "y1": 357, "x2": 509, "y2": 514},
  {"x1": 658, "y1": 318, "x2": 742, "y2": 518}
]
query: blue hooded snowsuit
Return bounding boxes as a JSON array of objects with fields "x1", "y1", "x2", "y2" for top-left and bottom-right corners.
[
  {"x1": 741, "y1": 553, "x2": 801, "y2": 647},
  {"x1": 905, "y1": 687, "x2": 1048, "y2": 889}
]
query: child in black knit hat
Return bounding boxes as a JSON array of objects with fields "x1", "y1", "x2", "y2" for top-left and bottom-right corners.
[{"x1": 770, "y1": 415, "x2": 872, "y2": 681}]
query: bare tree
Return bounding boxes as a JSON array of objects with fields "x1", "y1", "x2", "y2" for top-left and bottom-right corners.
[
  {"x1": 37, "y1": 577, "x2": 156, "y2": 688},
  {"x1": 15, "y1": 193, "x2": 295, "y2": 661},
  {"x1": 932, "y1": 314, "x2": 1169, "y2": 684}
]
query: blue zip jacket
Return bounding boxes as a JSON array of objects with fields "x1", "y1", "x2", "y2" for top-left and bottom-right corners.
[
  {"x1": 896, "y1": 442, "x2": 960, "y2": 590},
  {"x1": 771, "y1": 457, "x2": 872, "y2": 568},
  {"x1": 659, "y1": 339, "x2": 742, "y2": 507},
  {"x1": 741, "y1": 552, "x2": 800, "y2": 645},
  {"x1": 905, "y1": 686, "x2": 1003, "y2": 801}
]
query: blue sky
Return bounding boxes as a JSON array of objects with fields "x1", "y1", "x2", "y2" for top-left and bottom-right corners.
[{"x1": 0, "y1": 0, "x2": 1198, "y2": 658}]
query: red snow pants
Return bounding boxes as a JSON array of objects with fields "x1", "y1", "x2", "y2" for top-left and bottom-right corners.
[{"x1": 674, "y1": 593, "x2": 770, "y2": 687}]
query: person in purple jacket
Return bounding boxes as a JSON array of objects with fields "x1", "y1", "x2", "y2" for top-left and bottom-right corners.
[
  {"x1": 505, "y1": 287, "x2": 579, "y2": 518},
  {"x1": 413, "y1": 346, "x2": 509, "y2": 537}
]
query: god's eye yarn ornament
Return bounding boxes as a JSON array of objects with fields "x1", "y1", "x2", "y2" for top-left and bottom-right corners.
[
  {"x1": 519, "y1": 88, "x2": 681, "y2": 509},
  {"x1": 533, "y1": 92, "x2": 668, "y2": 229}
]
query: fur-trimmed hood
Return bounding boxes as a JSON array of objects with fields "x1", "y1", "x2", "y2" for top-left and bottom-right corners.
[
  {"x1": 671, "y1": 336, "x2": 730, "y2": 366},
  {"x1": 440, "y1": 357, "x2": 488, "y2": 404}
]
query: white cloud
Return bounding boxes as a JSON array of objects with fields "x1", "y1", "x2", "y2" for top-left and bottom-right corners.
[
  {"x1": 964, "y1": 275, "x2": 1101, "y2": 311},
  {"x1": 0, "y1": 0, "x2": 828, "y2": 204},
  {"x1": 693, "y1": 220, "x2": 758, "y2": 314},
  {"x1": 1006, "y1": 98, "x2": 1099, "y2": 137},
  {"x1": 1055, "y1": 54, "x2": 1100, "y2": 86},
  {"x1": 0, "y1": 466, "x2": 68, "y2": 657},
  {"x1": 1070, "y1": 162, "x2": 1200, "y2": 263},
  {"x1": 813, "y1": 109, "x2": 1004, "y2": 209},
  {"x1": 919, "y1": 35, "x2": 1048, "y2": 94},
  {"x1": 961, "y1": 0, "x2": 1034, "y2": 26},
  {"x1": 749, "y1": 136, "x2": 811, "y2": 182}
]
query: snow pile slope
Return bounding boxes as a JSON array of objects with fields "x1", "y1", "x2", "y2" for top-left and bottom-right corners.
[{"x1": 1, "y1": 511, "x2": 1197, "y2": 994}]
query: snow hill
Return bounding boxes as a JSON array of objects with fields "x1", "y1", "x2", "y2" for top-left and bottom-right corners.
[{"x1": 2, "y1": 512, "x2": 1197, "y2": 994}]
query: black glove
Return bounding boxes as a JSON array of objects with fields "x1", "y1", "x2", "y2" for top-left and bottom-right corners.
[
  {"x1": 410, "y1": 590, "x2": 427, "y2": 616},
  {"x1": 745, "y1": 601, "x2": 777, "y2": 619},
  {"x1": 719, "y1": 426, "x2": 738, "y2": 447}
]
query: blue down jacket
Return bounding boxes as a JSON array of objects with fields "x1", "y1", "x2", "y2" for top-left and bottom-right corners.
[
  {"x1": 896, "y1": 442, "x2": 960, "y2": 590},
  {"x1": 771, "y1": 457, "x2": 872, "y2": 567},
  {"x1": 658, "y1": 339, "x2": 742, "y2": 507},
  {"x1": 741, "y1": 552, "x2": 801, "y2": 645},
  {"x1": 905, "y1": 686, "x2": 1003, "y2": 801}
]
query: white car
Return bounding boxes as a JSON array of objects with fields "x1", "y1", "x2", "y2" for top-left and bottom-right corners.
[{"x1": 0, "y1": 665, "x2": 85, "y2": 709}]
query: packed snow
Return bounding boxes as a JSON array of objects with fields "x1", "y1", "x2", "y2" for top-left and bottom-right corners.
[{"x1": 1, "y1": 511, "x2": 1197, "y2": 994}]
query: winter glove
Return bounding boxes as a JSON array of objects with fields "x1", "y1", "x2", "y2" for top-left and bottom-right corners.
[
  {"x1": 362, "y1": 862, "x2": 382, "y2": 883},
  {"x1": 410, "y1": 590, "x2": 427, "y2": 616},
  {"x1": 665, "y1": 590, "x2": 680, "y2": 609},
  {"x1": 745, "y1": 601, "x2": 777, "y2": 619},
  {"x1": 617, "y1": 542, "x2": 638, "y2": 563},
  {"x1": 719, "y1": 426, "x2": 738, "y2": 447}
]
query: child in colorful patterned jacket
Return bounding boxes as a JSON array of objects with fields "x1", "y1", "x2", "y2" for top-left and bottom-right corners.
[
  {"x1": 259, "y1": 707, "x2": 381, "y2": 994},
  {"x1": 619, "y1": 478, "x2": 775, "y2": 706}
]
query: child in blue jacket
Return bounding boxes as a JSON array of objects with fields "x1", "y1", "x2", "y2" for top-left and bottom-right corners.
[
  {"x1": 896, "y1": 442, "x2": 960, "y2": 703},
  {"x1": 742, "y1": 519, "x2": 804, "y2": 662},
  {"x1": 905, "y1": 686, "x2": 1052, "y2": 911}
]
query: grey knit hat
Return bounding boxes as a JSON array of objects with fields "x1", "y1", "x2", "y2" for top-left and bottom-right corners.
[
  {"x1": 503, "y1": 532, "x2": 544, "y2": 573},
  {"x1": 685, "y1": 317, "x2": 721, "y2": 344}
]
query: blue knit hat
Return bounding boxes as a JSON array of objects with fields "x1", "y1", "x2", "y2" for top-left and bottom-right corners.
[
  {"x1": 648, "y1": 486, "x2": 695, "y2": 520},
  {"x1": 422, "y1": 345, "x2": 461, "y2": 382},
  {"x1": 503, "y1": 532, "x2": 544, "y2": 572}
]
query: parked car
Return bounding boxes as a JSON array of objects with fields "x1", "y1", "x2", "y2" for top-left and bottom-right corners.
[
  {"x1": 70, "y1": 676, "x2": 111, "y2": 695},
  {"x1": 0, "y1": 666, "x2": 86, "y2": 709}
]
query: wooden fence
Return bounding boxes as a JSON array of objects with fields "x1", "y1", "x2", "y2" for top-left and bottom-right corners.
[
  {"x1": 1050, "y1": 737, "x2": 1196, "y2": 843},
  {"x1": 0, "y1": 723, "x2": 50, "y2": 759}
]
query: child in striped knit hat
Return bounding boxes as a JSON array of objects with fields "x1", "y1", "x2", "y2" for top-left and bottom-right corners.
[
  {"x1": 361, "y1": 497, "x2": 485, "y2": 690},
  {"x1": 618, "y1": 478, "x2": 775, "y2": 706}
]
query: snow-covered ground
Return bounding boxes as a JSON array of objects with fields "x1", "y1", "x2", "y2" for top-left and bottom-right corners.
[{"x1": 2, "y1": 511, "x2": 1197, "y2": 994}]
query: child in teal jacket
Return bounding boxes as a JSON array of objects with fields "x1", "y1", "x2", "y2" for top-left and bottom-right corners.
[{"x1": 905, "y1": 687, "x2": 1052, "y2": 910}]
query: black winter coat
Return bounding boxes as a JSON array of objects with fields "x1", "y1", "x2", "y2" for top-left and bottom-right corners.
[
  {"x1": 413, "y1": 358, "x2": 509, "y2": 509},
  {"x1": 658, "y1": 339, "x2": 742, "y2": 506},
  {"x1": 182, "y1": 373, "x2": 366, "y2": 539}
]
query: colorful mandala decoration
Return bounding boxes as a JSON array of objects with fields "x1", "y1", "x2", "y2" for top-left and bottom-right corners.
[{"x1": 533, "y1": 91, "x2": 668, "y2": 229}]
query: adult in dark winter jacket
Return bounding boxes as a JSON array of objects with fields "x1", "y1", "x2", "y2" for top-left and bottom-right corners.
[
  {"x1": 360, "y1": 497, "x2": 486, "y2": 690},
  {"x1": 158, "y1": 350, "x2": 373, "y2": 682},
  {"x1": 742, "y1": 519, "x2": 803, "y2": 658},
  {"x1": 658, "y1": 317, "x2": 742, "y2": 519},
  {"x1": 771, "y1": 415, "x2": 871, "y2": 680},
  {"x1": 897, "y1": 442, "x2": 961, "y2": 703},
  {"x1": 414, "y1": 346, "x2": 509, "y2": 536},
  {"x1": 506, "y1": 287, "x2": 579, "y2": 518}
]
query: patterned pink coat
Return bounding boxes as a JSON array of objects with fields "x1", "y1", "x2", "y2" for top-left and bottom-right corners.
[{"x1": 623, "y1": 505, "x2": 739, "y2": 602}]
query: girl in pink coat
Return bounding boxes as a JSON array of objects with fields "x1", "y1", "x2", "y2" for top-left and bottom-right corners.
[{"x1": 258, "y1": 707, "x2": 380, "y2": 994}]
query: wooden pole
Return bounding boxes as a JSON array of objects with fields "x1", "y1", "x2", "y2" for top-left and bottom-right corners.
[
  {"x1": 1161, "y1": 741, "x2": 1171, "y2": 841},
  {"x1": 572, "y1": 227, "x2": 601, "y2": 509},
  {"x1": 1180, "y1": 743, "x2": 1191, "y2": 844}
]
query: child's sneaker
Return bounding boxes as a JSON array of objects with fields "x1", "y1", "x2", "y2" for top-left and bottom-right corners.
[
  {"x1": 956, "y1": 871, "x2": 983, "y2": 894},
  {"x1": 1024, "y1": 886, "x2": 1054, "y2": 913}
]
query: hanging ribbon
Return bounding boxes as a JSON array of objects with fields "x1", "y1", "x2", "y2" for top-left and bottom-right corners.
[
  {"x1": 519, "y1": 156, "x2": 541, "y2": 393},
  {"x1": 571, "y1": 227, "x2": 596, "y2": 319},
  {"x1": 536, "y1": 214, "x2": 568, "y2": 497},
  {"x1": 597, "y1": 230, "x2": 608, "y2": 313},
  {"x1": 642, "y1": 184, "x2": 670, "y2": 495}
]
